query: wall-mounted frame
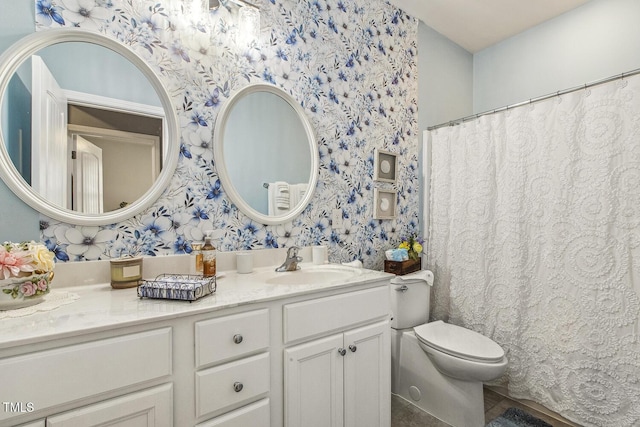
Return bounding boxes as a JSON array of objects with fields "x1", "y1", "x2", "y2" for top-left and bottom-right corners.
[
  {"x1": 374, "y1": 149, "x2": 397, "y2": 183},
  {"x1": 373, "y1": 188, "x2": 397, "y2": 219}
]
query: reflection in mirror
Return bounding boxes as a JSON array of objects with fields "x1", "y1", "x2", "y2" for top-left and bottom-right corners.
[
  {"x1": 1, "y1": 42, "x2": 165, "y2": 213},
  {"x1": 224, "y1": 91, "x2": 310, "y2": 215},
  {"x1": 214, "y1": 84, "x2": 318, "y2": 225},
  {"x1": 0, "y1": 29, "x2": 179, "y2": 226}
]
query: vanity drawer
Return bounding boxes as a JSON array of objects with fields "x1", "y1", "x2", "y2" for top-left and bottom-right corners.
[
  {"x1": 283, "y1": 286, "x2": 389, "y2": 343},
  {"x1": 196, "y1": 398, "x2": 270, "y2": 427},
  {"x1": 0, "y1": 328, "x2": 172, "y2": 423},
  {"x1": 195, "y1": 353, "x2": 270, "y2": 418},
  {"x1": 195, "y1": 309, "x2": 269, "y2": 368}
]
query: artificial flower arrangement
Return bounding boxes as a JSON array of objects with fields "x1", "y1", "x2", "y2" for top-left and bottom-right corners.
[
  {"x1": 0, "y1": 241, "x2": 55, "y2": 302},
  {"x1": 385, "y1": 234, "x2": 424, "y2": 263},
  {"x1": 398, "y1": 235, "x2": 424, "y2": 261}
]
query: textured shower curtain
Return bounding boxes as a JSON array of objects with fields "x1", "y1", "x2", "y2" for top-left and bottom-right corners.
[{"x1": 427, "y1": 76, "x2": 640, "y2": 427}]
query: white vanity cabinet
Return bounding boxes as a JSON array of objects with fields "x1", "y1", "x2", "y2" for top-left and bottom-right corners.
[
  {"x1": 45, "y1": 384, "x2": 172, "y2": 427},
  {"x1": 0, "y1": 265, "x2": 392, "y2": 427},
  {"x1": 283, "y1": 287, "x2": 391, "y2": 427},
  {"x1": 0, "y1": 328, "x2": 173, "y2": 427},
  {"x1": 194, "y1": 309, "x2": 271, "y2": 425}
]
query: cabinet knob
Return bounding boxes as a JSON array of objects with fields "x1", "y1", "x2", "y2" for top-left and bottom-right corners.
[
  {"x1": 338, "y1": 348, "x2": 347, "y2": 356},
  {"x1": 349, "y1": 345, "x2": 357, "y2": 353},
  {"x1": 233, "y1": 382, "x2": 244, "y2": 393},
  {"x1": 233, "y1": 334, "x2": 243, "y2": 344}
]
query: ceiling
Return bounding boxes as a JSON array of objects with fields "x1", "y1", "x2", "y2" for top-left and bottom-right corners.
[{"x1": 388, "y1": 0, "x2": 592, "y2": 53}]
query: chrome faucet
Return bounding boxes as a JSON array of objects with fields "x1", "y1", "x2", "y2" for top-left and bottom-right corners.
[{"x1": 276, "y1": 246, "x2": 303, "y2": 272}]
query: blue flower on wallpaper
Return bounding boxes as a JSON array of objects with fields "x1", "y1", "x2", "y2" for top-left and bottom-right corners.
[
  {"x1": 173, "y1": 236, "x2": 192, "y2": 254},
  {"x1": 184, "y1": 111, "x2": 208, "y2": 130},
  {"x1": 262, "y1": 69, "x2": 276, "y2": 84},
  {"x1": 45, "y1": 239, "x2": 70, "y2": 262},
  {"x1": 192, "y1": 206, "x2": 210, "y2": 221},
  {"x1": 36, "y1": 0, "x2": 65, "y2": 26},
  {"x1": 36, "y1": 0, "x2": 420, "y2": 270},
  {"x1": 206, "y1": 180, "x2": 223, "y2": 200},
  {"x1": 263, "y1": 232, "x2": 279, "y2": 248},
  {"x1": 204, "y1": 88, "x2": 221, "y2": 107},
  {"x1": 180, "y1": 143, "x2": 192, "y2": 159},
  {"x1": 169, "y1": 40, "x2": 191, "y2": 63}
]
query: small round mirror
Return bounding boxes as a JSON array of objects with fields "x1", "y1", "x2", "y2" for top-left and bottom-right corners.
[{"x1": 214, "y1": 84, "x2": 318, "y2": 225}]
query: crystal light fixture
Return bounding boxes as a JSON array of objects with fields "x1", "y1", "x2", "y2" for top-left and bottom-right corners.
[
  {"x1": 168, "y1": 0, "x2": 259, "y2": 45},
  {"x1": 234, "y1": 0, "x2": 260, "y2": 47}
]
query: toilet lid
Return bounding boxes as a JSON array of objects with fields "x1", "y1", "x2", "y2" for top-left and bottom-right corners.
[{"x1": 414, "y1": 321, "x2": 505, "y2": 363}]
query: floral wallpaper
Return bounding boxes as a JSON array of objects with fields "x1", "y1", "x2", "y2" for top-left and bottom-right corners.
[{"x1": 34, "y1": 0, "x2": 419, "y2": 269}]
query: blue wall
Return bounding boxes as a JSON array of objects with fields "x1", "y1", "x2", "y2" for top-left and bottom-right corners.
[
  {"x1": 473, "y1": 0, "x2": 640, "y2": 112},
  {"x1": 37, "y1": 42, "x2": 161, "y2": 106},
  {"x1": 418, "y1": 23, "x2": 473, "y2": 129},
  {"x1": 0, "y1": 1, "x2": 39, "y2": 242},
  {"x1": 4, "y1": 73, "x2": 32, "y2": 183}
]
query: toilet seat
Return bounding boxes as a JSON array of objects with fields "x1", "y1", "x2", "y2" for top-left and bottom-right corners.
[{"x1": 414, "y1": 320, "x2": 505, "y2": 363}]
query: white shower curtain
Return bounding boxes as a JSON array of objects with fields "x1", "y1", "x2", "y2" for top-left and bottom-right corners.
[{"x1": 427, "y1": 76, "x2": 640, "y2": 427}]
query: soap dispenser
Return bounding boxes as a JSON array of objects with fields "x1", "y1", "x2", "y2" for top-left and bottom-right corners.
[{"x1": 202, "y1": 231, "x2": 216, "y2": 277}]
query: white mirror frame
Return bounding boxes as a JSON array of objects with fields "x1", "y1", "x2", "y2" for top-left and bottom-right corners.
[
  {"x1": 214, "y1": 83, "x2": 319, "y2": 225},
  {"x1": 0, "y1": 28, "x2": 179, "y2": 226}
]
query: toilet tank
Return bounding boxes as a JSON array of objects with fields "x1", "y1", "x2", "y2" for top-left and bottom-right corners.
[{"x1": 389, "y1": 277, "x2": 432, "y2": 329}]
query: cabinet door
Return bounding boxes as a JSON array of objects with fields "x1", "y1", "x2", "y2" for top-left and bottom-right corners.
[
  {"x1": 343, "y1": 321, "x2": 390, "y2": 427},
  {"x1": 46, "y1": 384, "x2": 172, "y2": 427},
  {"x1": 284, "y1": 334, "x2": 344, "y2": 427}
]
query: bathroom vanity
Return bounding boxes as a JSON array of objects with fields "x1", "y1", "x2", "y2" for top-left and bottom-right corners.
[{"x1": 0, "y1": 262, "x2": 392, "y2": 427}]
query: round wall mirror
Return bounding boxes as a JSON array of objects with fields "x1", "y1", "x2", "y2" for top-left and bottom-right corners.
[
  {"x1": 0, "y1": 28, "x2": 179, "y2": 226},
  {"x1": 214, "y1": 83, "x2": 318, "y2": 225}
]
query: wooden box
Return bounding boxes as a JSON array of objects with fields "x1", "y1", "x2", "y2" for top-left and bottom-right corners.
[{"x1": 384, "y1": 258, "x2": 421, "y2": 275}]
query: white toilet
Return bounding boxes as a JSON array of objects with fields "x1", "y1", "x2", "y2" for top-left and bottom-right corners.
[{"x1": 389, "y1": 270, "x2": 508, "y2": 427}]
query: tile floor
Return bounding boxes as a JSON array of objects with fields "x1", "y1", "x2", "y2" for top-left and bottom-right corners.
[{"x1": 391, "y1": 387, "x2": 580, "y2": 427}]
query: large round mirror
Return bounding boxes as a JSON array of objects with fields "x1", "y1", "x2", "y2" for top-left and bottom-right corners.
[
  {"x1": 214, "y1": 84, "x2": 318, "y2": 225},
  {"x1": 0, "y1": 29, "x2": 179, "y2": 226}
]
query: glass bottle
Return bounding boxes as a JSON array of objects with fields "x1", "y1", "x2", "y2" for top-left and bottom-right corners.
[
  {"x1": 191, "y1": 242, "x2": 203, "y2": 275},
  {"x1": 202, "y1": 231, "x2": 216, "y2": 278}
]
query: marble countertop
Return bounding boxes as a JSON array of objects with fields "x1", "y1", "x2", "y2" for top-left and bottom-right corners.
[{"x1": 0, "y1": 263, "x2": 392, "y2": 350}]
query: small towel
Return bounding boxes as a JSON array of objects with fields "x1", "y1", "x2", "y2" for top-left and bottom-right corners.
[
  {"x1": 390, "y1": 269, "x2": 433, "y2": 286},
  {"x1": 289, "y1": 183, "x2": 308, "y2": 208},
  {"x1": 268, "y1": 181, "x2": 290, "y2": 215}
]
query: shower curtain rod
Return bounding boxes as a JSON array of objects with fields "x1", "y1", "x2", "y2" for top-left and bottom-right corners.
[{"x1": 427, "y1": 67, "x2": 640, "y2": 131}]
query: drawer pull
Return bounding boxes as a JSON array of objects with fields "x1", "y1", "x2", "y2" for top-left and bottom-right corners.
[
  {"x1": 233, "y1": 382, "x2": 244, "y2": 393},
  {"x1": 233, "y1": 334, "x2": 244, "y2": 344},
  {"x1": 338, "y1": 348, "x2": 346, "y2": 356},
  {"x1": 349, "y1": 345, "x2": 357, "y2": 353}
]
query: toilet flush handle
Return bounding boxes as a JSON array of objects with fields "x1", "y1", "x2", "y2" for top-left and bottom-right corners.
[{"x1": 395, "y1": 285, "x2": 409, "y2": 292}]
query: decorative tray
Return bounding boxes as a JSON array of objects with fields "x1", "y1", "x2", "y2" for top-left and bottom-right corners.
[{"x1": 137, "y1": 274, "x2": 216, "y2": 302}]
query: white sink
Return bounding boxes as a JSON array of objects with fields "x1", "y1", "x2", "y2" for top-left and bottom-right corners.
[{"x1": 264, "y1": 264, "x2": 362, "y2": 286}]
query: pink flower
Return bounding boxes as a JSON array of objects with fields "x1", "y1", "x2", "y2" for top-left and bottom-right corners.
[
  {"x1": 37, "y1": 278, "x2": 48, "y2": 292},
  {"x1": 20, "y1": 281, "x2": 37, "y2": 297},
  {"x1": 0, "y1": 246, "x2": 35, "y2": 279}
]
